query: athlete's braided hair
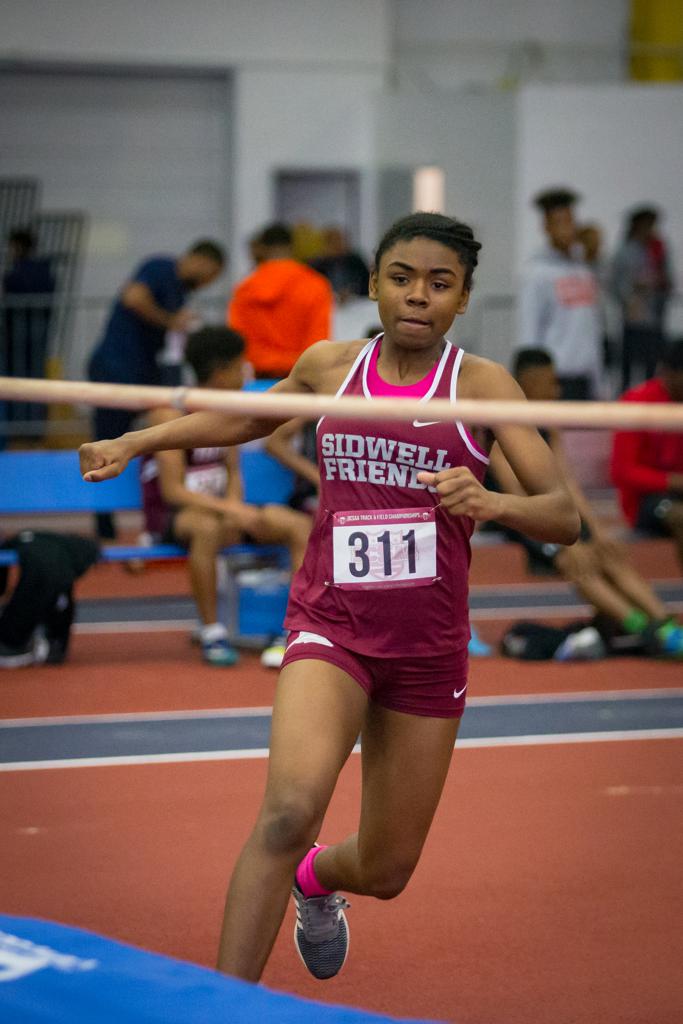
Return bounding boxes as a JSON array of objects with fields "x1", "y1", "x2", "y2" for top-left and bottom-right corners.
[{"x1": 374, "y1": 212, "x2": 482, "y2": 289}]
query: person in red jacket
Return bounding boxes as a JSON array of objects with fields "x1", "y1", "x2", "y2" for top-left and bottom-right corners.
[
  {"x1": 611, "y1": 339, "x2": 683, "y2": 570},
  {"x1": 228, "y1": 223, "x2": 334, "y2": 379}
]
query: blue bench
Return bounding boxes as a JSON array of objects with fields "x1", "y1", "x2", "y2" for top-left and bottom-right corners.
[
  {"x1": 0, "y1": 447, "x2": 295, "y2": 564},
  {"x1": 0, "y1": 445, "x2": 297, "y2": 642}
]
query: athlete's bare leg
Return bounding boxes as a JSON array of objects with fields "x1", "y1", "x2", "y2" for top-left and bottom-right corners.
[
  {"x1": 216, "y1": 660, "x2": 367, "y2": 980},
  {"x1": 555, "y1": 544, "x2": 637, "y2": 624},
  {"x1": 249, "y1": 504, "x2": 311, "y2": 572},
  {"x1": 555, "y1": 541, "x2": 673, "y2": 625},
  {"x1": 599, "y1": 553, "x2": 671, "y2": 621},
  {"x1": 173, "y1": 508, "x2": 240, "y2": 624},
  {"x1": 663, "y1": 501, "x2": 683, "y2": 572},
  {"x1": 314, "y1": 706, "x2": 460, "y2": 899}
]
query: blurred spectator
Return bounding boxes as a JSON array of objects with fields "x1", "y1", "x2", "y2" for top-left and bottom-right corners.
[
  {"x1": 487, "y1": 348, "x2": 683, "y2": 658},
  {"x1": 291, "y1": 222, "x2": 325, "y2": 263},
  {"x1": 311, "y1": 226, "x2": 370, "y2": 303},
  {"x1": 87, "y1": 239, "x2": 225, "y2": 538},
  {"x1": 266, "y1": 417, "x2": 319, "y2": 517},
  {"x1": 2, "y1": 228, "x2": 56, "y2": 434},
  {"x1": 577, "y1": 221, "x2": 613, "y2": 372},
  {"x1": 518, "y1": 188, "x2": 602, "y2": 399},
  {"x1": 228, "y1": 223, "x2": 333, "y2": 379},
  {"x1": 577, "y1": 223, "x2": 603, "y2": 270},
  {"x1": 610, "y1": 206, "x2": 674, "y2": 392},
  {"x1": 247, "y1": 229, "x2": 268, "y2": 268},
  {"x1": 611, "y1": 339, "x2": 683, "y2": 572},
  {"x1": 140, "y1": 325, "x2": 310, "y2": 669}
]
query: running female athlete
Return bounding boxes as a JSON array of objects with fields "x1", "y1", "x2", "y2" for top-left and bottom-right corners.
[{"x1": 80, "y1": 213, "x2": 580, "y2": 983}]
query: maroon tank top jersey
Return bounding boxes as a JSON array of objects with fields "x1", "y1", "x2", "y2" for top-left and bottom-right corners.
[
  {"x1": 285, "y1": 335, "x2": 489, "y2": 657},
  {"x1": 140, "y1": 446, "x2": 228, "y2": 536}
]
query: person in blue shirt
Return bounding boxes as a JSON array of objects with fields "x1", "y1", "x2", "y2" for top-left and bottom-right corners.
[{"x1": 87, "y1": 239, "x2": 225, "y2": 538}]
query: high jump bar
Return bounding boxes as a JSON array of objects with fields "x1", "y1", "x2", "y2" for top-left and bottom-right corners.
[{"x1": 0, "y1": 375, "x2": 681, "y2": 432}]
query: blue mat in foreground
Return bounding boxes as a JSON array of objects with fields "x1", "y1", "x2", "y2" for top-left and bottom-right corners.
[{"x1": 0, "y1": 915, "x2": 441, "y2": 1024}]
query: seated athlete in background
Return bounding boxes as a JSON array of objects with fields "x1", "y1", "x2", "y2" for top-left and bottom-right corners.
[
  {"x1": 488, "y1": 348, "x2": 683, "y2": 657},
  {"x1": 611, "y1": 338, "x2": 683, "y2": 573},
  {"x1": 80, "y1": 213, "x2": 579, "y2": 985},
  {"x1": 140, "y1": 325, "x2": 311, "y2": 666}
]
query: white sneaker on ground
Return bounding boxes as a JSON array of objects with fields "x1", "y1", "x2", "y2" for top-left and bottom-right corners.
[
  {"x1": 200, "y1": 623, "x2": 239, "y2": 667},
  {"x1": 260, "y1": 635, "x2": 287, "y2": 669}
]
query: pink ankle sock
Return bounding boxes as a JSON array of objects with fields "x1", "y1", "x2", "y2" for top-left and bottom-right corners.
[{"x1": 295, "y1": 845, "x2": 333, "y2": 898}]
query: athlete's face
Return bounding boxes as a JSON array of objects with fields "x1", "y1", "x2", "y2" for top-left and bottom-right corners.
[{"x1": 370, "y1": 237, "x2": 470, "y2": 349}]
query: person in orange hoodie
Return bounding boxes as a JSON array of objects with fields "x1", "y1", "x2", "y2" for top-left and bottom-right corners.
[{"x1": 228, "y1": 223, "x2": 334, "y2": 379}]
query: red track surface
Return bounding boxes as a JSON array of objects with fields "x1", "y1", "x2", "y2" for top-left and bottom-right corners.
[
  {"x1": 1, "y1": 741, "x2": 680, "y2": 1023},
  {"x1": 1, "y1": 640, "x2": 682, "y2": 720},
  {"x1": 1, "y1": 539, "x2": 681, "y2": 1022}
]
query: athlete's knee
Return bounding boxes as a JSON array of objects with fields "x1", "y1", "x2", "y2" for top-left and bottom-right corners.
[
  {"x1": 258, "y1": 793, "x2": 321, "y2": 857},
  {"x1": 188, "y1": 514, "x2": 223, "y2": 548},
  {"x1": 359, "y1": 857, "x2": 416, "y2": 901}
]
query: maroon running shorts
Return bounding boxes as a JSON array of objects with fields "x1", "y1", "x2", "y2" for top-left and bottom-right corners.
[{"x1": 281, "y1": 629, "x2": 469, "y2": 719}]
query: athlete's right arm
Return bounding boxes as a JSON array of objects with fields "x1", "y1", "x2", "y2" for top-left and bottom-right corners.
[{"x1": 79, "y1": 342, "x2": 336, "y2": 483}]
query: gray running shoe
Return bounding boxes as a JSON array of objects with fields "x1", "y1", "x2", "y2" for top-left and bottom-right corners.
[{"x1": 292, "y1": 883, "x2": 350, "y2": 979}]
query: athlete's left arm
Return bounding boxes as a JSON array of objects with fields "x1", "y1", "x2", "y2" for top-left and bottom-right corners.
[{"x1": 417, "y1": 359, "x2": 580, "y2": 545}]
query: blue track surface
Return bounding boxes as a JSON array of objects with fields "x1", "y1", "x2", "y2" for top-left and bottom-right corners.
[{"x1": 1, "y1": 694, "x2": 681, "y2": 767}]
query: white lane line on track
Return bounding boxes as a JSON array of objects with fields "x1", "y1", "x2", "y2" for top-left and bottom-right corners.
[
  {"x1": 470, "y1": 601, "x2": 683, "y2": 620},
  {"x1": 2, "y1": 689, "x2": 681, "y2": 729},
  {"x1": 1, "y1": 729, "x2": 682, "y2": 772},
  {"x1": 0, "y1": 706, "x2": 274, "y2": 728},
  {"x1": 468, "y1": 577, "x2": 680, "y2": 595},
  {"x1": 74, "y1": 620, "x2": 196, "y2": 633},
  {"x1": 468, "y1": 688, "x2": 683, "y2": 705}
]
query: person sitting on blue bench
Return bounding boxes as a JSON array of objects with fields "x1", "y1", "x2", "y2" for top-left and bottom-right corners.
[{"x1": 140, "y1": 326, "x2": 311, "y2": 667}]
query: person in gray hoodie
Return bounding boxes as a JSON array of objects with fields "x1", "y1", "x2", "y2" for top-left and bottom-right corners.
[{"x1": 517, "y1": 188, "x2": 603, "y2": 399}]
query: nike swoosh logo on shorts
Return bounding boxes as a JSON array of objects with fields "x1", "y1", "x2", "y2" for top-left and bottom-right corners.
[
  {"x1": 453, "y1": 684, "x2": 467, "y2": 699},
  {"x1": 413, "y1": 420, "x2": 441, "y2": 428},
  {"x1": 287, "y1": 631, "x2": 334, "y2": 649}
]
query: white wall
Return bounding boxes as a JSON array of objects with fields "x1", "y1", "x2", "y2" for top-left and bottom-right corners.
[
  {"x1": 2, "y1": 0, "x2": 390, "y2": 69},
  {"x1": 232, "y1": 66, "x2": 384, "y2": 281},
  {"x1": 393, "y1": 0, "x2": 628, "y2": 89},
  {"x1": 375, "y1": 90, "x2": 516, "y2": 358}
]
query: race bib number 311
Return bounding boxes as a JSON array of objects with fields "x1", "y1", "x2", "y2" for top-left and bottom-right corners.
[{"x1": 331, "y1": 507, "x2": 437, "y2": 590}]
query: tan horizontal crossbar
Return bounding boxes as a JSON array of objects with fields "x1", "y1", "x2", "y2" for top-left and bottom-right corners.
[{"x1": 0, "y1": 375, "x2": 682, "y2": 432}]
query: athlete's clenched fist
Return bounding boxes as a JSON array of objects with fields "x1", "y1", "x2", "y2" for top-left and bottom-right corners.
[
  {"x1": 416, "y1": 466, "x2": 503, "y2": 521},
  {"x1": 79, "y1": 438, "x2": 134, "y2": 483}
]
